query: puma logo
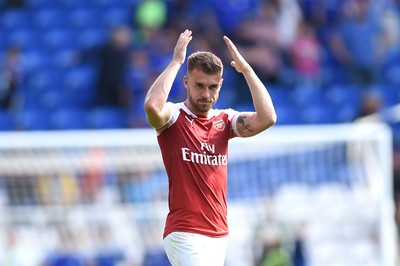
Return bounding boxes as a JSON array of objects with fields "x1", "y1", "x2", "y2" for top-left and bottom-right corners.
[{"x1": 185, "y1": 115, "x2": 194, "y2": 127}]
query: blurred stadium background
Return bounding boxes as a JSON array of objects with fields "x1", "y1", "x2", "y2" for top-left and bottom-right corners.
[{"x1": 0, "y1": 0, "x2": 399, "y2": 265}]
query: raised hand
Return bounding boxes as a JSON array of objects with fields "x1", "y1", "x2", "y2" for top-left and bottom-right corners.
[
  {"x1": 223, "y1": 36, "x2": 251, "y2": 73},
  {"x1": 173, "y1": 29, "x2": 193, "y2": 65}
]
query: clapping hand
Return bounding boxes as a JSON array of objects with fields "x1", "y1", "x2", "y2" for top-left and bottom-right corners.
[
  {"x1": 173, "y1": 29, "x2": 193, "y2": 65},
  {"x1": 223, "y1": 36, "x2": 252, "y2": 74}
]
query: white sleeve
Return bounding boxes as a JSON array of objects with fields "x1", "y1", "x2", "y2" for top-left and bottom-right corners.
[
  {"x1": 231, "y1": 112, "x2": 241, "y2": 137},
  {"x1": 156, "y1": 102, "x2": 181, "y2": 135},
  {"x1": 220, "y1": 108, "x2": 242, "y2": 137},
  {"x1": 166, "y1": 102, "x2": 181, "y2": 126}
]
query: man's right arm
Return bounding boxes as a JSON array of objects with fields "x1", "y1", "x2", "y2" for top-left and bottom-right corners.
[{"x1": 144, "y1": 30, "x2": 192, "y2": 129}]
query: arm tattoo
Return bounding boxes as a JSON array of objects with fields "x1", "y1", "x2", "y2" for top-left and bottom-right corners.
[{"x1": 237, "y1": 115, "x2": 253, "y2": 132}]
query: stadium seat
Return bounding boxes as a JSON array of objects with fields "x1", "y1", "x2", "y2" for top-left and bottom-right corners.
[
  {"x1": 25, "y1": 0, "x2": 60, "y2": 8},
  {"x1": 31, "y1": 8, "x2": 68, "y2": 30},
  {"x1": 101, "y1": 7, "x2": 131, "y2": 27},
  {"x1": 93, "y1": 0, "x2": 129, "y2": 9},
  {"x1": 24, "y1": 50, "x2": 53, "y2": 71},
  {"x1": 385, "y1": 64, "x2": 400, "y2": 86},
  {"x1": 91, "y1": 0, "x2": 113, "y2": 7},
  {"x1": 52, "y1": 48, "x2": 79, "y2": 69},
  {"x1": 59, "y1": 0, "x2": 94, "y2": 9},
  {"x1": 7, "y1": 29, "x2": 41, "y2": 51},
  {"x1": 336, "y1": 104, "x2": 358, "y2": 122},
  {"x1": 233, "y1": 102, "x2": 255, "y2": 112},
  {"x1": 26, "y1": 70, "x2": 63, "y2": 92},
  {"x1": 64, "y1": 66, "x2": 95, "y2": 90},
  {"x1": 22, "y1": 70, "x2": 66, "y2": 112},
  {"x1": 324, "y1": 83, "x2": 361, "y2": 108},
  {"x1": 86, "y1": 107, "x2": 128, "y2": 129},
  {"x1": 44, "y1": 253, "x2": 85, "y2": 266},
  {"x1": 381, "y1": 49, "x2": 400, "y2": 86},
  {"x1": 0, "y1": 31, "x2": 7, "y2": 51},
  {"x1": 289, "y1": 84, "x2": 324, "y2": 107},
  {"x1": 143, "y1": 250, "x2": 171, "y2": 266},
  {"x1": 274, "y1": 106, "x2": 301, "y2": 125},
  {"x1": 18, "y1": 87, "x2": 41, "y2": 110},
  {"x1": 266, "y1": 85, "x2": 290, "y2": 107},
  {"x1": 127, "y1": 106, "x2": 148, "y2": 128},
  {"x1": 13, "y1": 109, "x2": 50, "y2": 131},
  {"x1": 300, "y1": 104, "x2": 338, "y2": 124},
  {"x1": 77, "y1": 28, "x2": 108, "y2": 50},
  {"x1": 39, "y1": 89, "x2": 75, "y2": 111},
  {"x1": 41, "y1": 29, "x2": 77, "y2": 51},
  {"x1": 50, "y1": 108, "x2": 87, "y2": 130},
  {"x1": 67, "y1": 8, "x2": 102, "y2": 30},
  {"x1": 94, "y1": 251, "x2": 125, "y2": 266},
  {"x1": 0, "y1": 109, "x2": 14, "y2": 131},
  {"x1": 0, "y1": 10, "x2": 31, "y2": 31},
  {"x1": 375, "y1": 83, "x2": 400, "y2": 107},
  {"x1": 63, "y1": 66, "x2": 96, "y2": 107}
]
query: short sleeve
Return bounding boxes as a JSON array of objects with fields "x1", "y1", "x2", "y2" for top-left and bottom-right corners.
[
  {"x1": 156, "y1": 102, "x2": 181, "y2": 135},
  {"x1": 218, "y1": 108, "x2": 241, "y2": 138}
]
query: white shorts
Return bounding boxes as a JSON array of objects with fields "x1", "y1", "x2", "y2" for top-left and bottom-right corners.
[{"x1": 163, "y1": 231, "x2": 229, "y2": 266}]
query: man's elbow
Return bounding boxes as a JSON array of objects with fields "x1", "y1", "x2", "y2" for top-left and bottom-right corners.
[
  {"x1": 144, "y1": 98, "x2": 159, "y2": 115},
  {"x1": 264, "y1": 112, "x2": 277, "y2": 128},
  {"x1": 271, "y1": 112, "x2": 278, "y2": 125},
  {"x1": 144, "y1": 99, "x2": 168, "y2": 129},
  {"x1": 255, "y1": 112, "x2": 277, "y2": 134}
]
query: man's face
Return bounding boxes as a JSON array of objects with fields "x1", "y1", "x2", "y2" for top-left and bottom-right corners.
[{"x1": 184, "y1": 68, "x2": 223, "y2": 115}]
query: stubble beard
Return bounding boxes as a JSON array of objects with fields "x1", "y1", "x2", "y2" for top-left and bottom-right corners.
[{"x1": 189, "y1": 96, "x2": 213, "y2": 113}]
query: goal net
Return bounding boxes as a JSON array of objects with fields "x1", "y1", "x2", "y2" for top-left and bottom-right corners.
[{"x1": 0, "y1": 124, "x2": 396, "y2": 266}]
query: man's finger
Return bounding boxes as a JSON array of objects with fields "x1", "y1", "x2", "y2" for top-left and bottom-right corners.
[
  {"x1": 223, "y1": 36, "x2": 233, "y2": 49},
  {"x1": 223, "y1": 35, "x2": 233, "y2": 43},
  {"x1": 223, "y1": 35, "x2": 239, "y2": 56},
  {"x1": 182, "y1": 30, "x2": 192, "y2": 38}
]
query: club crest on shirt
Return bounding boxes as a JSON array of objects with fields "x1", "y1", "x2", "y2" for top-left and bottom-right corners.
[{"x1": 213, "y1": 119, "x2": 225, "y2": 131}]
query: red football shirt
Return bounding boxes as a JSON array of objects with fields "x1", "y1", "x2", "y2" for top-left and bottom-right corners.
[{"x1": 157, "y1": 102, "x2": 240, "y2": 238}]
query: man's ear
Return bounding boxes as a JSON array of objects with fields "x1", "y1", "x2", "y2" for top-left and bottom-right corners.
[{"x1": 183, "y1": 75, "x2": 189, "y2": 89}]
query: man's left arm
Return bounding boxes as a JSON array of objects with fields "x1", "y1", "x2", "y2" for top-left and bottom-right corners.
[{"x1": 223, "y1": 36, "x2": 277, "y2": 137}]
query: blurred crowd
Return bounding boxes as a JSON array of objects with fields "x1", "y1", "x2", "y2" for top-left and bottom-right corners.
[
  {"x1": 0, "y1": 0, "x2": 400, "y2": 265},
  {"x1": 0, "y1": 0, "x2": 399, "y2": 127}
]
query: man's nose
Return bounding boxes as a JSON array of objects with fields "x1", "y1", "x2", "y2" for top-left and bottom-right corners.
[{"x1": 202, "y1": 89, "x2": 211, "y2": 98}]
